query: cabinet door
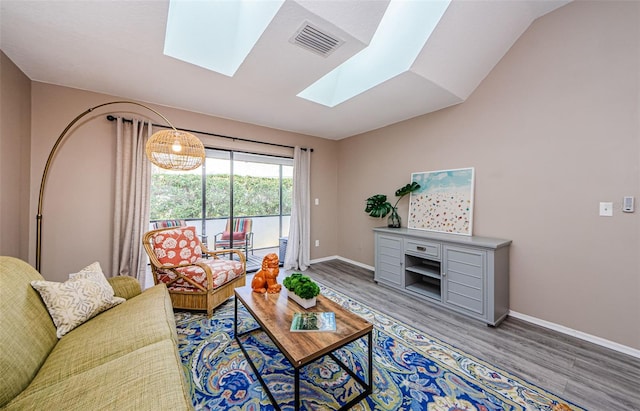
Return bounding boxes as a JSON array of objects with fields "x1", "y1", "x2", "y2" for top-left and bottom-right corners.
[
  {"x1": 443, "y1": 246, "x2": 485, "y2": 318},
  {"x1": 375, "y1": 234, "x2": 403, "y2": 287}
]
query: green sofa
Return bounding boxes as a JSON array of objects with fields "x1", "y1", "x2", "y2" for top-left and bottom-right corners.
[{"x1": 0, "y1": 256, "x2": 193, "y2": 410}]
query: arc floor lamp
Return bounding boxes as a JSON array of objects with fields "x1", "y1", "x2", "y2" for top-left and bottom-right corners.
[{"x1": 36, "y1": 100, "x2": 205, "y2": 272}]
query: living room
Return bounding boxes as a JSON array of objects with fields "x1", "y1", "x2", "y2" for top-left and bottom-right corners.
[{"x1": 1, "y1": 0, "x2": 638, "y2": 410}]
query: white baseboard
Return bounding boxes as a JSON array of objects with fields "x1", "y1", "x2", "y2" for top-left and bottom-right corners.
[
  {"x1": 335, "y1": 256, "x2": 375, "y2": 271},
  {"x1": 509, "y1": 310, "x2": 640, "y2": 359},
  {"x1": 309, "y1": 255, "x2": 375, "y2": 271},
  {"x1": 309, "y1": 255, "x2": 339, "y2": 264},
  {"x1": 310, "y1": 255, "x2": 375, "y2": 271}
]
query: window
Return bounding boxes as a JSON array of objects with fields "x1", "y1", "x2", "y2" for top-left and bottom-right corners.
[{"x1": 150, "y1": 149, "x2": 293, "y2": 249}]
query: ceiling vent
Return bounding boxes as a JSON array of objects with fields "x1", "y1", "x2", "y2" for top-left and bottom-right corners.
[{"x1": 290, "y1": 22, "x2": 343, "y2": 57}]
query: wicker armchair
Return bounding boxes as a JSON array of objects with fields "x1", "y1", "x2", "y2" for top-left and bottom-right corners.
[{"x1": 142, "y1": 226, "x2": 246, "y2": 316}]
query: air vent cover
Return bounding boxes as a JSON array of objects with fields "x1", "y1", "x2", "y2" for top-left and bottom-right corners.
[{"x1": 291, "y1": 22, "x2": 343, "y2": 57}]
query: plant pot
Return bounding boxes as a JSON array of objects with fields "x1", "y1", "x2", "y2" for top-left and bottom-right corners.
[{"x1": 288, "y1": 293, "x2": 316, "y2": 309}]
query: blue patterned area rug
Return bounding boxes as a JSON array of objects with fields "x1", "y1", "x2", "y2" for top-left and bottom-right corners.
[{"x1": 175, "y1": 284, "x2": 584, "y2": 411}]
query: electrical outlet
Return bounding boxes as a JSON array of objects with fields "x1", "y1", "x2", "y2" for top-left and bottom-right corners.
[{"x1": 315, "y1": 240, "x2": 320, "y2": 247}]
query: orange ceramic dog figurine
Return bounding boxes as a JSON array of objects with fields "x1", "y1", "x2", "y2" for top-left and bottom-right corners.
[{"x1": 251, "y1": 253, "x2": 282, "y2": 294}]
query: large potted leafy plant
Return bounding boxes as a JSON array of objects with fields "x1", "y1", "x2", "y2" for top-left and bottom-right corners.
[
  {"x1": 282, "y1": 273, "x2": 320, "y2": 309},
  {"x1": 365, "y1": 182, "x2": 420, "y2": 228}
]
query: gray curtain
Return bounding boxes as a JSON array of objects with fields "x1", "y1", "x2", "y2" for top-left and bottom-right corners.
[
  {"x1": 284, "y1": 146, "x2": 311, "y2": 270},
  {"x1": 112, "y1": 117, "x2": 151, "y2": 284}
]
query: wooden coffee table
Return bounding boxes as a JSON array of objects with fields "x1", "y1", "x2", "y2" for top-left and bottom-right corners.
[{"x1": 234, "y1": 285, "x2": 373, "y2": 411}]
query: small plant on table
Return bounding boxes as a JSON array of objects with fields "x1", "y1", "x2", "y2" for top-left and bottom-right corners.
[{"x1": 283, "y1": 273, "x2": 320, "y2": 308}]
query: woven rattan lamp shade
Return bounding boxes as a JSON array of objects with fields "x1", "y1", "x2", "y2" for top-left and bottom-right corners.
[{"x1": 145, "y1": 129, "x2": 205, "y2": 171}]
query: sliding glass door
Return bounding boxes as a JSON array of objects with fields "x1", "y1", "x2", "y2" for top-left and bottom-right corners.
[
  {"x1": 203, "y1": 150, "x2": 231, "y2": 247},
  {"x1": 231, "y1": 152, "x2": 292, "y2": 249},
  {"x1": 150, "y1": 149, "x2": 293, "y2": 252}
]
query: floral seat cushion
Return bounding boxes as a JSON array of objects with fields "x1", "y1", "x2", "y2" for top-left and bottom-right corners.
[
  {"x1": 156, "y1": 260, "x2": 244, "y2": 291},
  {"x1": 150, "y1": 226, "x2": 243, "y2": 292}
]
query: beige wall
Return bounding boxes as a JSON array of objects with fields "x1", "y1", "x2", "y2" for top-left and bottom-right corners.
[
  {"x1": 338, "y1": 1, "x2": 640, "y2": 350},
  {"x1": 0, "y1": 51, "x2": 31, "y2": 260},
  {"x1": 29, "y1": 84, "x2": 338, "y2": 282}
]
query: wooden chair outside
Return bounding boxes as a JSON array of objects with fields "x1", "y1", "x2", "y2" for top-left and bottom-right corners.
[{"x1": 143, "y1": 226, "x2": 246, "y2": 316}]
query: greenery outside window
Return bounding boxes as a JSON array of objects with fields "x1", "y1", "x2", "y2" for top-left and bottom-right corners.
[{"x1": 150, "y1": 149, "x2": 293, "y2": 249}]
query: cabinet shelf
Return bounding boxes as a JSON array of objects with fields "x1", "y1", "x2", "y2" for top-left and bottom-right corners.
[
  {"x1": 405, "y1": 253, "x2": 441, "y2": 300},
  {"x1": 406, "y1": 281, "x2": 441, "y2": 301},
  {"x1": 405, "y1": 264, "x2": 440, "y2": 279}
]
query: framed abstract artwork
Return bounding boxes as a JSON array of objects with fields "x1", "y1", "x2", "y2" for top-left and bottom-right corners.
[{"x1": 408, "y1": 168, "x2": 475, "y2": 235}]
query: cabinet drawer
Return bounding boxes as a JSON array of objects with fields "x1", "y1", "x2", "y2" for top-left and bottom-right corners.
[{"x1": 404, "y1": 239, "x2": 440, "y2": 259}]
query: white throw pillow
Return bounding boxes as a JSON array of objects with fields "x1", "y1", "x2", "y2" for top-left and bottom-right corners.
[
  {"x1": 31, "y1": 262, "x2": 125, "y2": 338},
  {"x1": 69, "y1": 261, "x2": 126, "y2": 308},
  {"x1": 31, "y1": 278, "x2": 120, "y2": 338},
  {"x1": 69, "y1": 262, "x2": 117, "y2": 297}
]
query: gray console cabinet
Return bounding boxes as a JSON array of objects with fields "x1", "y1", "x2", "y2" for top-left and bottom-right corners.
[{"x1": 373, "y1": 227, "x2": 511, "y2": 326}]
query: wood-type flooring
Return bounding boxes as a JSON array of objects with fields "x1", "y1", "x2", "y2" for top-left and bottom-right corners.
[{"x1": 296, "y1": 259, "x2": 640, "y2": 411}]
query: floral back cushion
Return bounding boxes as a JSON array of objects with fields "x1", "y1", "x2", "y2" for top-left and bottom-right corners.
[{"x1": 151, "y1": 226, "x2": 202, "y2": 267}]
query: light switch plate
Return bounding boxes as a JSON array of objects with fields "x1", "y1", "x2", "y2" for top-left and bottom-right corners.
[{"x1": 599, "y1": 202, "x2": 613, "y2": 217}]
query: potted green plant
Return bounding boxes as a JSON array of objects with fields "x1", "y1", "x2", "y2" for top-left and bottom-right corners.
[
  {"x1": 365, "y1": 182, "x2": 420, "y2": 228},
  {"x1": 282, "y1": 273, "x2": 320, "y2": 308}
]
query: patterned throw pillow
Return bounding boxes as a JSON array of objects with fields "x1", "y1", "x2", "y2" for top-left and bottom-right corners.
[
  {"x1": 69, "y1": 262, "x2": 120, "y2": 299},
  {"x1": 31, "y1": 262, "x2": 125, "y2": 338},
  {"x1": 69, "y1": 261, "x2": 125, "y2": 307}
]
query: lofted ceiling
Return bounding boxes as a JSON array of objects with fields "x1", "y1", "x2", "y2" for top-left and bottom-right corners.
[{"x1": 0, "y1": 0, "x2": 569, "y2": 140}]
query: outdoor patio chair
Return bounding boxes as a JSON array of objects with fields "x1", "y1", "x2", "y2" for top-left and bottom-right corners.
[
  {"x1": 214, "y1": 218, "x2": 254, "y2": 255},
  {"x1": 142, "y1": 225, "x2": 246, "y2": 316}
]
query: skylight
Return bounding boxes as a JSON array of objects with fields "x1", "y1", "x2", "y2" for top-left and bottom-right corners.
[
  {"x1": 164, "y1": 0, "x2": 284, "y2": 77},
  {"x1": 297, "y1": 0, "x2": 451, "y2": 107}
]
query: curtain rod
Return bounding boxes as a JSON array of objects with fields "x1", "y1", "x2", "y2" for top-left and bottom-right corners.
[{"x1": 106, "y1": 115, "x2": 313, "y2": 152}]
